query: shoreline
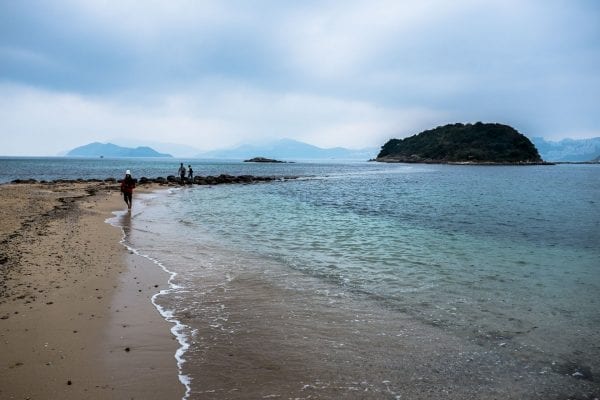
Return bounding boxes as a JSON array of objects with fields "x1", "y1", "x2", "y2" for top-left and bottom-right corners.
[
  {"x1": 121, "y1": 181, "x2": 600, "y2": 399},
  {"x1": 0, "y1": 182, "x2": 183, "y2": 399},
  {"x1": 372, "y1": 158, "x2": 557, "y2": 165},
  {"x1": 109, "y1": 200, "x2": 192, "y2": 397},
  {"x1": 3, "y1": 178, "x2": 599, "y2": 399}
]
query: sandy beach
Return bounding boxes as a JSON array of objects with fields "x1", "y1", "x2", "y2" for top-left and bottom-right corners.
[
  {"x1": 2, "y1": 178, "x2": 598, "y2": 400},
  {"x1": 0, "y1": 182, "x2": 184, "y2": 399}
]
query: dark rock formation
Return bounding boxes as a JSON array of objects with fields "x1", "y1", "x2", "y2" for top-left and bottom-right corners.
[
  {"x1": 9, "y1": 179, "x2": 38, "y2": 184},
  {"x1": 244, "y1": 157, "x2": 286, "y2": 163},
  {"x1": 10, "y1": 175, "x2": 296, "y2": 186},
  {"x1": 377, "y1": 122, "x2": 545, "y2": 164}
]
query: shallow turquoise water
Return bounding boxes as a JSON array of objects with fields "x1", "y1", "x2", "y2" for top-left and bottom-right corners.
[
  {"x1": 6, "y1": 156, "x2": 599, "y2": 396},
  {"x1": 5, "y1": 157, "x2": 597, "y2": 369},
  {"x1": 122, "y1": 163, "x2": 600, "y2": 377},
  {"x1": 172, "y1": 166, "x2": 600, "y2": 334}
]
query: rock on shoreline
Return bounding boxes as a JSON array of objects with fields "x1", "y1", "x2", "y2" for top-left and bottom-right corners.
[{"x1": 9, "y1": 174, "x2": 297, "y2": 186}]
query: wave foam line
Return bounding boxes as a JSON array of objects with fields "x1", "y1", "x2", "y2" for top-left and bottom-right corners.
[{"x1": 106, "y1": 210, "x2": 192, "y2": 400}]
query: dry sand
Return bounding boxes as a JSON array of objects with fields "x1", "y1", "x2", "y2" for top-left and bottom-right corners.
[
  {"x1": 0, "y1": 182, "x2": 184, "y2": 399},
  {"x1": 3, "y1": 181, "x2": 598, "y2": 400}
]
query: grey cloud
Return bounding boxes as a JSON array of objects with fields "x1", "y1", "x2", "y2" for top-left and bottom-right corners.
[{"x1": 0, "y1": 0, "x2": 599, "y2": 155}]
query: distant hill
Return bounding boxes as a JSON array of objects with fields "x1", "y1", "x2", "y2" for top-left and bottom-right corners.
[
  {"x1": 66, "y1": 142, "x2": 172, "y2": 158},
  {"x1": 377, "y1": 122, "x2": 542, "y2": 164},
  {"x1": 198, "y1": 139, "x2": 378, "y2": 160},
  {"x1": 109, "y1": 139, "x2": 202, "y2": 158},
  {"x1": 530, "y1": 137, "x2": 600, "y2": 162}
]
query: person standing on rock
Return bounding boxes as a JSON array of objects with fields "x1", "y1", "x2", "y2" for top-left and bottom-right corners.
[
  {"x1": 188, "y1": 165, "x2": 194, "y2": 181},
  {"x1": 178, "y1": 163, "x2": 187, "y2": 184},
  {"x1": 120, "y1": 170, "x2": 135, "y2": 210}
]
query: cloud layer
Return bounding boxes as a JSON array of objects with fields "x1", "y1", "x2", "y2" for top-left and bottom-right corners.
[{"x1": 1, "y1": 0, "x2": 599, "y2": 155}]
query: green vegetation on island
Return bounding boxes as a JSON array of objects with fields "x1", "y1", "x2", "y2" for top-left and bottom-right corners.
[{"x1": 376, "y1": 122, "x2": 543, "y2": 164}]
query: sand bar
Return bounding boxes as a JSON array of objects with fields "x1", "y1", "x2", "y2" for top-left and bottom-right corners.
[
  {"x1": 2, "y1": 180, "x2": 599, "y2": 399},
  {"x1": 0, "y1": 182, "x2": 183, "y2": 399}
]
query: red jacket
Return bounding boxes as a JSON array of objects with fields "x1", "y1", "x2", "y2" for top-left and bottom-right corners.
[{"x1": 120, "y1": 178, "x2": 135, "y2": 194}]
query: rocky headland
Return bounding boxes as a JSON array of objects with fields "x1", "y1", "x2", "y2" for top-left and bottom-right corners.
[{"x1": 376, "y1": 122, "x2": 547, "y2": 164}]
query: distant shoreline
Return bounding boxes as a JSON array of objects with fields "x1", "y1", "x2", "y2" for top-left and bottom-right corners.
[
  {"x1": 553, "y1": 161, "x2": 600, "y2": 165},
  {"x1": 374, "y1": 159, "x2": 599, "y2": 165},
  {"x1": 372, "y1": 158, "x2": 558, "y2": 165}
]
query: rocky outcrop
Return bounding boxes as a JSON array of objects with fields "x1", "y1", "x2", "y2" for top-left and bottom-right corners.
[
  {"x1": 10, "y1": 175, "x2": 296, "y2": 186},
  {"x1": 244, "y1": 157, "x2": 287, "y2": 163}
]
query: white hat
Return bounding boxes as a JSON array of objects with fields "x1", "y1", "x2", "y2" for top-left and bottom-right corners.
[{"x1": 126, "y1": 170, "x2": 131, "y2": 175}]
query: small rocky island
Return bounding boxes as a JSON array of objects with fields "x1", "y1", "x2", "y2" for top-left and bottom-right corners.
[
  {"x1": 244, "y1": 157, "x2": 287, "y2": 163},
  {"x1": 376, "y1": 122, "x2": 545, "y2": 164}
]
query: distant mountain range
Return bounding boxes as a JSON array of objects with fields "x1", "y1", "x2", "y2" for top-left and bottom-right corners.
[
  {"x1": 197, "y1": 139, "x2": 378, "y2": 160},
  {"x1": 108, "y1": 139, "x2": 202, "y2": 158},
  {"x1": 66, "y1": 142, "x2": 172, "y2": 158},
  {"x1": 64, "y1": 136, "x2": 599, "y2": 162},
  {"x1": 530, "y1": 137, "x2": 600, "y2": 162}
]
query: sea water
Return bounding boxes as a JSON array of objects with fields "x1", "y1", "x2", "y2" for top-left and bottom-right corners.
[
  {"x1": 0, "y1": 156, "x2": 348, "y2": 183},
  {"x1": 4, "y1": 158, "x2": 597, "y2": 397},
  {"x1": 108, "y1": 162, "x2": 600, "y2": 398}
]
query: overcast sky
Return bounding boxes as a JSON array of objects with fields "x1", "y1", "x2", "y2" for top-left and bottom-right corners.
[{"x1": 1, "y1": 0, "x2": 599, "y2": 156}]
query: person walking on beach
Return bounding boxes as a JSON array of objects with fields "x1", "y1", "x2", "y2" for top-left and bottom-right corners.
[
  {"x1": 120, "y1": 170, "x2": 135, "y2": 210},
  {"x1": 178, "y1": 163, "x2": 187, "y2": 184},
  {"x1": 188, "y1": 165, "x2": 194, "y2": 181}
]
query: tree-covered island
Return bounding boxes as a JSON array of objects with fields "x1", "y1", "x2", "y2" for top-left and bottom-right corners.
[{"x1": 376, "y1": 122, "x2": 546, "y2": 164}]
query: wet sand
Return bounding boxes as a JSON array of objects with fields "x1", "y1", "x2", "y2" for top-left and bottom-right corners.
[
  {"x1": 2, "y1": 181, "x2": 598, "y2": 400},
  {"x1": 170, "y1": 258, "x2": 600, "y2": 400},
  {"x1": 0, "y1": 182, "x2": 183, "y2": 399}
]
